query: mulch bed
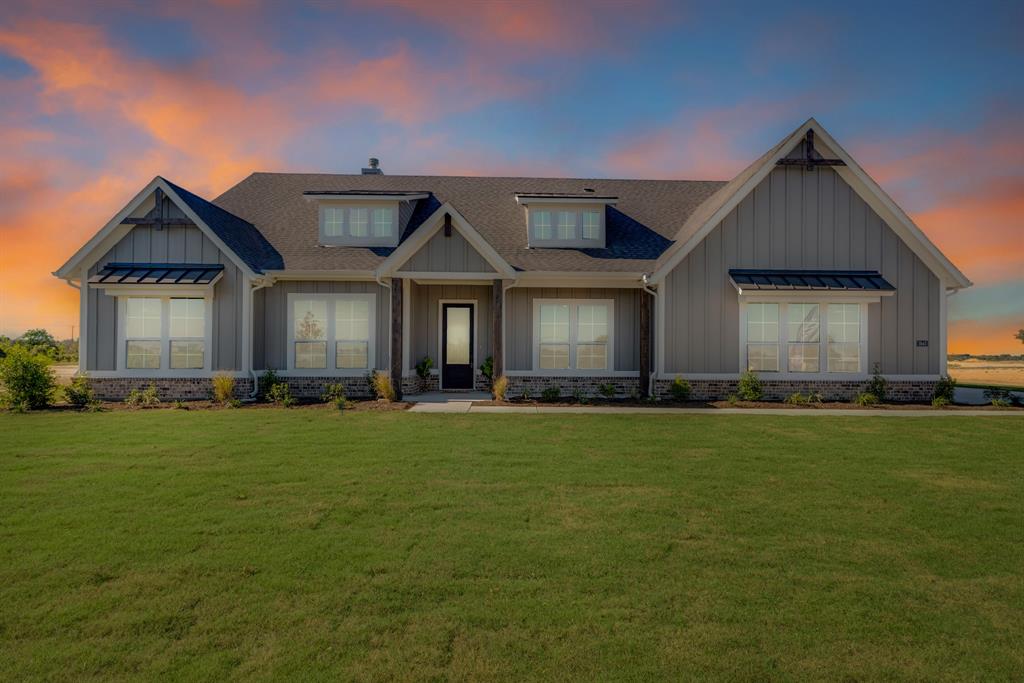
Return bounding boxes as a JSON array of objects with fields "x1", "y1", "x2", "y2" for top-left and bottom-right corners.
[{"x1": 41, "y1": 399, "x2": 412, "y2": 413}]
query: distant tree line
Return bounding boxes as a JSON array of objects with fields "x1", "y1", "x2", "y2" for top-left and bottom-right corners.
[{"x1": 0, "y1": 330, "x2": 77, "y2": 363}]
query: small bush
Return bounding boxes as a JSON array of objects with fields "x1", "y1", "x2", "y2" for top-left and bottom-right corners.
[
  {"x1": 267, "y1": 382, "x2": 295, "y2": 407},
  {"x1": 853, "y1": 392, "x2": 880, "y2": 407},
  {"x1": 492, "y1": 375, "x2": 509, "y2": 401},
  {"x1": 669, "y1": 378, "x2": 692, "y2": 401},
  {"x1": 212, "y1": 373, "x2": 236, "y2": 405},
  {"x1": 597, "y1": 383, "x2": 616, "y2": 399},
  {"x1": 736, "y1": 370, "x2": 763, "y2": 401},
  {"x1": 933, "y1": 375, "x2": 956, "y2": 402},
  {"x1": 0, "y1": 346, "x2": 56, "y2": 410},
  {"x1": 865, "y1": 363, "x2": 888, "y2": 402},
  {"x1": 785, "y1": 392, "x2": 809, "y2": 406},
  {"x1": 541, "y1": 386, "x2": 560, "y2": 402},
  {"x1": 173, "y1": 400, "x2": 188, "y2": 410},
  {"x1": 990, "y1": 397, "x2": 1012, "y2": 408},
  {"x1": 415, "y1": 356, "x2": 433, "y2": 380},
  {"x1": 984, "y1": 388, "x2": 1013, "y2": 408},
  {"x1": 64, "y1": 373, "x2": 96, "y2": 409},
  {"x1": 125, "y1": 383, "x2": 161, "y2": 408},
  {"x1": 931, "y1": 396, "x2": 950, "y2": 408},
  {"x1": 322, "y1": 383, "x2": 348, "y2": 410},
  {"x1": 258, "y1": 369, "x2": 280, "y2": 401},
  {"x1": 726, "y1": 393, "x2": 739, "y2": 406},
  {"x1": 479, "y1": 356, "x2": 494, "y2": 383},
  {"x1": 520, "y1": 388, "x2": 531, "y2": 401},
  {"x1": 372, "y1": 371, "x2": 396, "y2": 402},
  {"x1": 571, "y1": 388, "x2": 586, "y2": 404}
]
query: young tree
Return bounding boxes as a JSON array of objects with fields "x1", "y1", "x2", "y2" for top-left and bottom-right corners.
[
  {"x1": 1016, "y1": 329, "x2": 1024, "y2": 345},
  {"x1": 18, "y1": 329, "x2": 59, "y2": 358}
]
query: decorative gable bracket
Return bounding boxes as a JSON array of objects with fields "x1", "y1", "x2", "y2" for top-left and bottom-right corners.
[{"x1": 776, "y1": 129, "x2": 846, "y2": 172}]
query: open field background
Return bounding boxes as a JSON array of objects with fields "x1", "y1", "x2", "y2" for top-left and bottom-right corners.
[
  {"x1": 1, "y1": 411, "x2": 1022, "y2": 681},
  {"x1": 948, "y1": 359, "x2": 1024, "y2": 389}
]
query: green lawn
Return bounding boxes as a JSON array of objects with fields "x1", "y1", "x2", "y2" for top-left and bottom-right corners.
[{"x1": 1, "y1": 411, "x2": 1022, "y2": 681}]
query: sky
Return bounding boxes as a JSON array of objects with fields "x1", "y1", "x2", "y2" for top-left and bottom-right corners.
[{"x1": 0, "y1": 0, "x2": 1021, "y2": 353}]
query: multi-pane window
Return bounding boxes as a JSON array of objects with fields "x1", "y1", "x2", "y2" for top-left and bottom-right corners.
[
  {"x1": 533, "y1": 210, "x2": 553, "y2": 240},
  {"x1": 786, "y1": 303, "x2": 819, "y2": 373},
  {"x1": 746, "y1": 303, "x2": 779, "y2": 371},
  {"x1": 582, "y1": 210, "x2": 601, "y2": 240},
  {"x1": 827, "y1": 304, "x2": 861, "y2": 373},
  {"x1": 536, "y1": 301, "x2": 612, "y2": 372},
  {"x1": 538, "y1": 304, "x2": 570, "y2": 369},
  {"x1": 290, "y1": 294, "x2": 375, "y2": 372},
  {"x1": 123, "y1": 296, "x2": 206, "y2": 371},
  {"x1": 324, "y1": 207, "x2": 344, "y2": 237},
  {"x1": 556, "y1": 211, "x2": 576, "y2": 240},
  {"x1": 372, "y1": 207, "x2": 393, "y2": 238},
  {"x1": 169, "y1": 298, "x2": 205, "y2": 369},
  {"x1": 125, "y1": 297, "x2": 162, "y2": 369},
  {"x1": 349, "y1": 208, "x2": 369, "y2": 237}
]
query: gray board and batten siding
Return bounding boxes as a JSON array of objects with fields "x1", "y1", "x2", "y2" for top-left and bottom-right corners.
[
  {"x1": 85, "y1": 224, "x2": 244, "y2": 372},
  {"x1": 661, "y1": 164, "x2": 941, "y2": 375},
  {"x1": 398, "y1": 228, "x2": 496, "y2": 274}
]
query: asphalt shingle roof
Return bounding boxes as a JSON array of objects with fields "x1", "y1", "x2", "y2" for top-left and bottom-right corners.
[{"x1": 212, "y1": 174, "x2": 726, "y2": 273}]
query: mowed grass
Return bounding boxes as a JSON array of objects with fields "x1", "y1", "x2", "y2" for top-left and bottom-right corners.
[{"x1": 0, "y1": 412, "x2": 1022, "y2": 681}]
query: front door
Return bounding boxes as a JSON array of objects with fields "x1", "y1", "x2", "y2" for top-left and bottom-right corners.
[{"x1": 442, "y1": 303, "x2": 474, "y2": 389}]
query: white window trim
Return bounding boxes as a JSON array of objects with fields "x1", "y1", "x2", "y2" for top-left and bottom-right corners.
[
  {"x1": 318, "y1": 203, "x2": 399, "y2": 248},
  {"x1": 116, "y1": 293, "x2": 213, "y2": 377},
  {"x1": 531, "y1": 298, "x2": 615, "y2": 375},
  {"x1": 286, "y1": 292, "x2": 376, "y2": 376},
  {"x1": 526, "y1": 205, "x2": 606, "y2": 248},
  {"x1": 738, "y1": 299, "x2": 870, "y2": 380}
]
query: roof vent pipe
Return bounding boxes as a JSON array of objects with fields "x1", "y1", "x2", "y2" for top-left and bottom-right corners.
[{"x1": 361, "y1": 157, "x2": 383, "y2": 175}]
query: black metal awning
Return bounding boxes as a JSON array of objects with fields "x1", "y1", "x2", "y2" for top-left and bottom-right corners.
[
  {"x1": 728, "y1": 269, "x2": 895, "y2": 291},
  {"x1": 88, "y1": 262, "x2": 225, "y2": 286}
]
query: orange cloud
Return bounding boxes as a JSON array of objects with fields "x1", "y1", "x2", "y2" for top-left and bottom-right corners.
[{"x1": 949, "y1": 315, "x2": 1023, "y2": 355}]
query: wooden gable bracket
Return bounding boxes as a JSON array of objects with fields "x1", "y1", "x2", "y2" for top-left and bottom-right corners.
[
  {"x1": 443, "y1": 212, "x2": 452, "y2": 237},
  {"x1": 776, "y1": 129, "x2": 847, "y2": 172},
  {"x1": 121, "y1": 187, "x2": 196, "y2": 229}
]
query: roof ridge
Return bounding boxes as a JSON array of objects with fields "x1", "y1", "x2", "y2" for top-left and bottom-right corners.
[{"x1": 239, "y1": 170, "x2": 730, "y2": 184}]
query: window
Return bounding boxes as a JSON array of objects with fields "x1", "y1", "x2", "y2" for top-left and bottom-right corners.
[
  {"x1": 582, "y1": 210, "x2": 601, "y2": 240},
  {"x1": 349, "y1": 208, "x2": 369, "y2": 237},
  {"x1": 827, "y1": 304, "x2": 861, "y2": 373},
  {"x1": 556, "y1": 211, "x2": 576, "y2": 240},
  {"x1": 169, "y1": 298, "x2": 205, "y2": 369},
  {"x1": 534, "y1": 210, "x2": 553, "y2": 240},
  {"x1": 535, "y1": 300, "x2": 613, "y2": 372},
  {"x1": 372, "y1": 207, "x2": 393, "y2": 238},
  {"x1": 746, "y1": 303, "x2": 779, "y2": 372},
  {"x1": 122, "y1": 296, "x2": 208, "y2": 371},
  {"x1": 786, "y1": 303, "x2": 819, "y2": 373},
  {"x1": 324, "y1": 207, "x2": 344, "y2": 237},
  {"x1": 289, "y1": 293, "x2": 376, "y2": 373}
]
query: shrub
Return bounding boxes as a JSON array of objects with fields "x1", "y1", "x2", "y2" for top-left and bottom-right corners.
[
  {"x1": 267, "y1": 382, "x2": 295, "y2": 407},
  {"x1": 931, "y1": 396, "x2": 951, "y2": 408},
  {"x1": 726, "y1": 393, "x2": 739, "y2": 406},
  {"x1": 984, "y1": 388, "x2": 1013, "y2": 408},
  {"x1": 990, "y1": 396, "x2": 1012, "y2": 408},
  {"x1": 853, "y1": 392, "x2": 879, "y2": 406},
  {"x1": 125, "y1": 383, "x2": 161, "y2": 408},
  {"x1": 669, "y1": 377, "x2": 692, "y2": 401},
  {"x1": 865, "y1": 363, "x2": 888, "y2": 402},
  {"x1": 415, "y1": 356, "x2": 433, "y2": 380},
  {"x1": 520, "y1": 388, "x2": 531, "y2": 401},
  {"x1": 0, "y1": 346, "x2": 56, "y2": 410},
  {"x1": 736, "y1": 370, "x2": 763, "y2": 401},
  {"x1": 571, "y1": 388, "x2": 586, "y2": 404},
  {"x1": 479, "y1": 356, "x2": 494, "y2": 383},
  {"x1": 785, "y1": 392, "x2": 809, "y2": 406},
  {"x1": 541, "y1": 386, "x2": 560, "y2": 402},
  {"x1": 64, "y1": 373, "x2": 96, "y2": 409},
  {"x1": 372, "y1": 371, "x2": 396, "y2": 402},
  {"x1": 933, "y1": 375, "x2": 956, "y2": 402},
  {"x1": 258, "y1": 369, "x2": 280, "y2": 401},
  {"x1": 322, "y1": 383, "x2": 348, "y2": 410},
  {"x1": 597, "y1": 383, "x2": 616, "y2": 399},
  {"x1": 492, "y1": 375, "x2": 509, "y2": 402},
  {"x1": 173, "y1": 400, "x2": 188, "y2": 410},
  {"x1": 212, "y1": 373, "x2": 236, "y2": 405}
]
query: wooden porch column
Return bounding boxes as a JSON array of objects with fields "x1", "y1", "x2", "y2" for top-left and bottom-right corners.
[
  {"x1": 391, "y1": 277, "x2": 403, "y2": 400},
  {"x1": 492, "y1": 279, "x2": 504, "y2": 380},
  {"x1": 639, "y1": 289, "x2": 652, "y2": 397}
]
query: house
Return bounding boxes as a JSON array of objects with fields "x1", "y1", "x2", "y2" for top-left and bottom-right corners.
[{"x1": 54, "y1": 119, "x2": 971, "y2": 402}]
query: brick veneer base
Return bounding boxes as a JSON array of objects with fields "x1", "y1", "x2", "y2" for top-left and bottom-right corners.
[
  {"x1": 90, "y1": 377, "x2": 254, "y2": 401},
  {"x1": 654, "y1": 378, "x2": 938, "y2": 402},
  {"x1": 506, "y1": 376, "x2": 641, "y2": 399}
]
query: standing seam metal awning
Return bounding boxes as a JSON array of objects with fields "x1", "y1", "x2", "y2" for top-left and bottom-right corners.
[
  {"x1": 88, "y1": 263, "x2": 225, "y2": 285},
  {"x1": 728, "y1": 269, "x2": 895, "y2": 291}
]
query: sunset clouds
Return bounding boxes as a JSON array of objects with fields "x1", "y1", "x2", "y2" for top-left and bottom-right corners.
[{"x1": 0, "y1": 1, "x2": 1021, "y2": 352}]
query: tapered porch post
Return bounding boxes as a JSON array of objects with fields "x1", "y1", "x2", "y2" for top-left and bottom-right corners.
[{"x1": 391, "y1": 277, "x2": 403, "y2": 400}]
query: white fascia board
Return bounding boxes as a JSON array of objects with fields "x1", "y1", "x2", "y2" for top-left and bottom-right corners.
[
  {"x1": 303, "y1": 193, "x2": 429, "y2": 202},
  {"x1": 375, "y1": 202, "x2": 516, "y2": 278},
  {"x1": 263, "y1": 270, "x2": 377, "y2": 281}
]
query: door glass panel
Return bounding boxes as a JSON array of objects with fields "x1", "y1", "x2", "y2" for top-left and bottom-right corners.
[{"x1": 446, "y1": 307, "x2": 470, "y2": 365}]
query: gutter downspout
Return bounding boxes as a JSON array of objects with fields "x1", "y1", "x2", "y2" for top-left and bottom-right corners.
[
  {"x1": 642, "y1": 273, "x2": 658, "y2": 397},
  {"x1": 247, "y1": 276, "x2": 274, "y2": 399}
]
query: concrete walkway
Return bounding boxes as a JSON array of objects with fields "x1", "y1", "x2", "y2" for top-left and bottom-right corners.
[{"x1": 407, "y1": 394, "x2": 1022, "y2": 416}]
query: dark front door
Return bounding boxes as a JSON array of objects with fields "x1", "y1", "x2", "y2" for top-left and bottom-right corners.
[{"x1": 442, "y1": 303, "x2": 474, "y2": 389}]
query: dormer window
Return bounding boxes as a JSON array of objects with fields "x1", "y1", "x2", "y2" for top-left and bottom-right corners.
[
  {"x1": 305, "y1": 191, "x2": 429, "y2": 248},
  {"x1": 516, "y1": 193, "x2": 616, "y2": 249}
]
